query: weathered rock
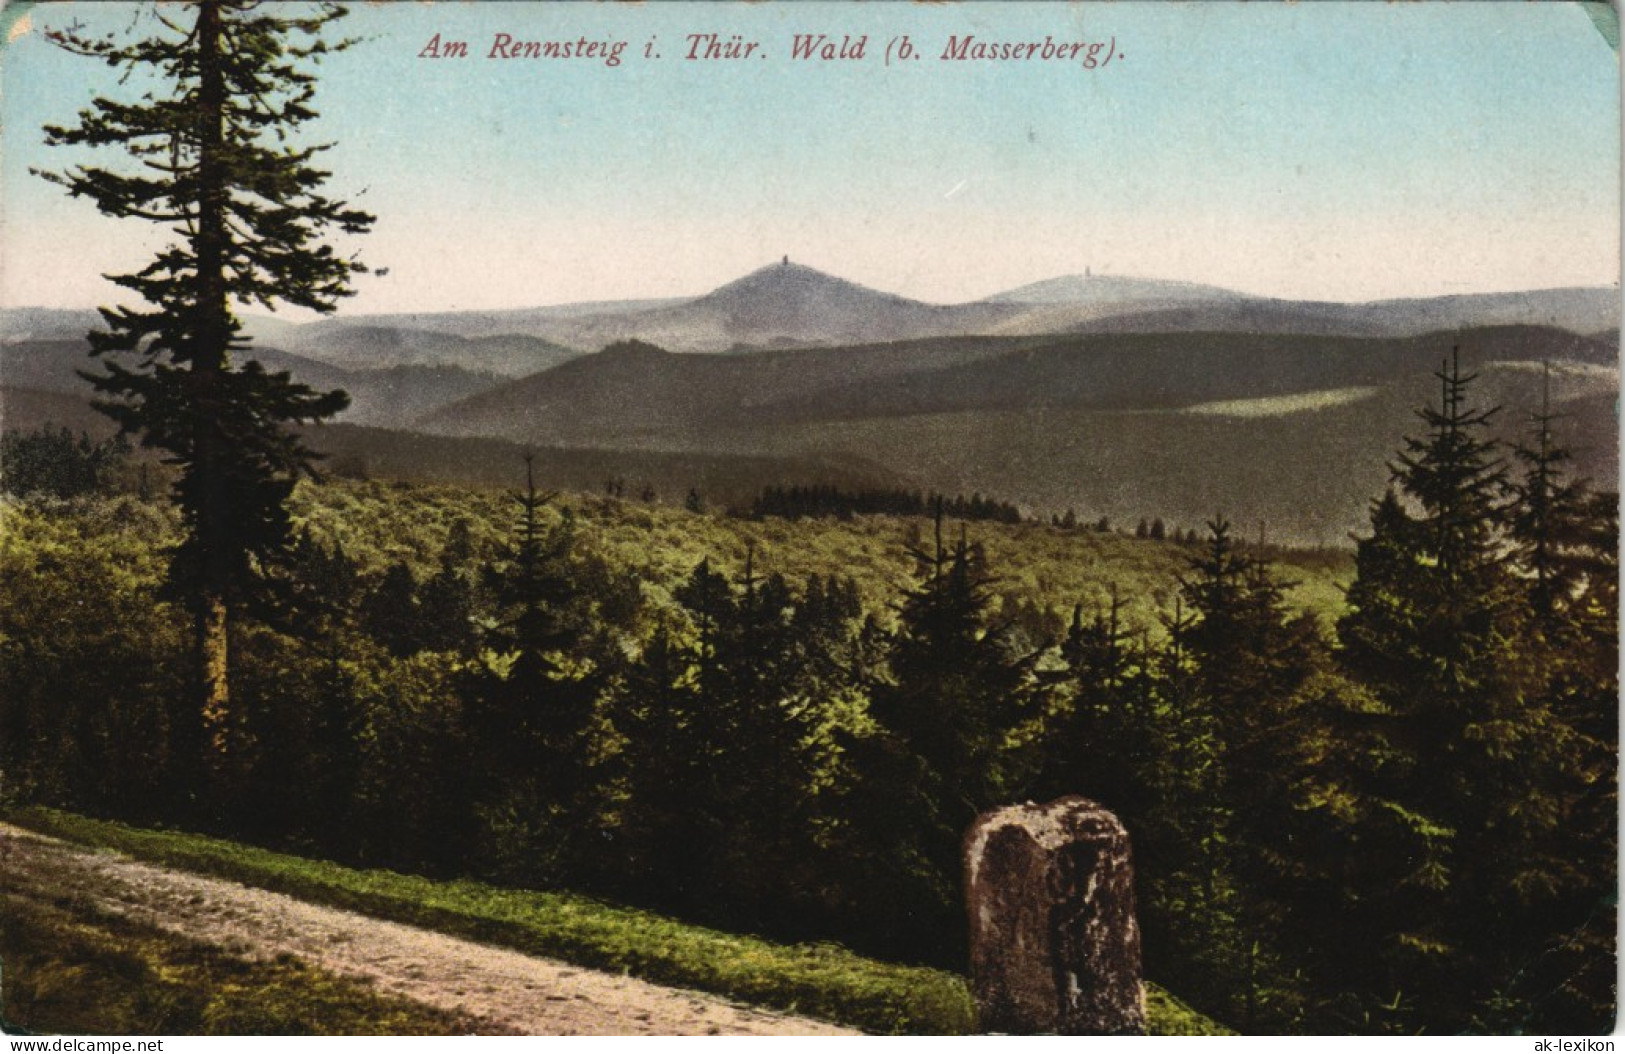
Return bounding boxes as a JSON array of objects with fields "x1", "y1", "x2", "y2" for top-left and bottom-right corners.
[{"x1": 963, "y1": 796, "x2": 1145, "y2": 1035}]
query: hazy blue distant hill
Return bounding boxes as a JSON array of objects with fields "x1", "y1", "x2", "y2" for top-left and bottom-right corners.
[
  {"x1": 7, "y1": 267, "x2": 1615, "y2": 546},
  {"x1": 722, "y1": 359, "x2": 1616, "y2": 548},
  {"x1": 407, "y1": 272, "x2": 1617, "y2": 350},
  {"x1": 417, "y1": 334, "x2": 1050, "y2": 444},
  {"x1": 984, "y1": 273, "x2": 1253, "y2": 307},
  {"x1": 1362, "y1": 287, "x2": 1620, "y2": 335},
  {"x1": 0, "y1": 308, "x2": 105, "y2": 344},
  {"x1": 0, "y1": 380, "x2": 912, "y2": 510},
  {"x1": 1, "y1": 309, "x2": 581, "y2": 380},
  {"x1": 1, "y1": 340, "x2": 98, "y2": 393},
  {"x1": 323, "y1": 362, "x2": 505, "y2": 427},
  {"x1": 289, "y1": 297, "x2": 691, "y2": 337},
  {"x1": 1, "y1": 385, "x2": 114, "y2": 436},
  {"x1": 1068, "y1": 287, "x2": 1621, "y2": 341},
  {"x1": 420, "y1": 324, "x2": 1613, "y2": 444},
  {"x1": 291, "y1": 263, "x2": 1022, "y2": 354},
  {"x1": 688, "y1": 262, "x2": 1019, "y2": 348},
  {"x1": 1, "y1": 337, "x2": 503, "y2": 430},
  {"x1": 10, "y1": 269, "x2": 1615, "y2": 361},
  {"x1": 487, "y1": 263, "x2": 1026, "y2": 353},
  {"x1": 3, "y1": 307, "x2": 305, "y2": 347},
  {"x1": 758, "y1": 325, "x2": 1617, "y2": 423},
  {"x1": 410, "y1": 322, "x2": 1616, "y2": 546},
  {"x1": 263, "y1": 324, "x2": 581, "y2": 378}
]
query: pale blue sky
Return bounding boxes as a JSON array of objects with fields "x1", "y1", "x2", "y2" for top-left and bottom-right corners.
[{"x1": 2, "y1": 1, "x2": 1618, "y2": 314}]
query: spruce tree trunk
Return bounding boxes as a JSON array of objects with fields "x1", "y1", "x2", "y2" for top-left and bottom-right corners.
[
  {"x1": 198, "y1": 595, "x2": 232, "y2": 779},
  {"x1": 193, "y1": 0, "x2": 235, "y2": 783}
]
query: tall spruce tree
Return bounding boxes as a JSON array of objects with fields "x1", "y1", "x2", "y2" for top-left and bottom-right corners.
[
  {"x1": 711, "y1": 553, "x2": 820, "y2": 907},
  {"x1": 469, "y1": 456, "x2": 600, "y2": 884},
  {"x1": 861, "y1": 504, "x2": 1044, "y2": 943},
  {"x1": 1176, "y1": 518, "x2": 1336, "y2": 1028},
  {"x1": 1334, "y1": 350, "x2": 1589, "y2": 1031},
  {"x1": 417, "y1": 520, "x2": 482, "y2": 656},
  {"x1": 1037, "y1": 587, "x2": 1141, "y2": 812},
  {"x1": 611, "y1": 623, "x2": 714, "y2": 907},
  {"x1": 37, "y1": 3, "x2": 372, "y2": 778},
  {"x1": 871, "y1": 506, "x2": 1040, "y2": 828},
  {"x1": 1505, "y1": 364, "x2": 1594, "y2": 623},
  {"x1": 1495, "y1": 368, "x2": 1618, "y2": 1032}
]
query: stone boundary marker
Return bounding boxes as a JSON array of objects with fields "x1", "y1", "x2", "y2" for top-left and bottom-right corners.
[{"x1": 963, "y1": 795, "x2": 1146, "y2": 1035}]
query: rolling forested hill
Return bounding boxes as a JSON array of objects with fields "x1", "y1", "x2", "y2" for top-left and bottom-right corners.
[{"x1": 6, "y1": 269, "x2": 1616, "y2": 548}]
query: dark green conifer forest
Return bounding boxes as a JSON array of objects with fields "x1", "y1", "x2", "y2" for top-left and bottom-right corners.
[{"x1": 4, "y1": 352, "x2": 1614, "y2": 1033}]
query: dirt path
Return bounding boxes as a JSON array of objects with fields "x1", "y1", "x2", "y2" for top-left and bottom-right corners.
[{"x1": 0, "y1": 823, "x2": 856, "y2": 1036}]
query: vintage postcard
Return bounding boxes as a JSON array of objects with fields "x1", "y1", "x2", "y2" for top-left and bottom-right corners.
[{"x1": 0, "y1": 0, "x2": 1617, "y2": 1040}]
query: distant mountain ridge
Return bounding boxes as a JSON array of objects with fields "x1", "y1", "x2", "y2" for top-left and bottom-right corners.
[
  {"x1": 416, "y1": 324, "x2": 1617, "y2": 444},
  {"x1": 403, "y1": 319, "x2": 1615, "y2": 546},
  {"x1": 6, "y1": 266, "x2": 1617, "y2": 360},
  {"x1": 354, "y1": 266, "x2": 1617, "y2": 351},
  {"x1": 444, "y1": 262, "x2": 1026, "y2": 353},
  {"x1": 1, "y1": 336, "x2": 504, "y2": 429},
  {"x1": 496, "y1": 269, "x2": 1611, "y2": 350},
  {"x1": 5, "y1": 263, "x2": 1617, "y2": 547},
  {"x1": 1064, "y1": 287, "x2": 1623, "y2": 341}
]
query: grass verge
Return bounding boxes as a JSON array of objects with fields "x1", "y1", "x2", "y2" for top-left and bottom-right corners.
[
  {"x1": 6, "y1": 807, "x2": 1228, "y2": 1035},
  {"x1": 0, "y1": 890, "x2": 474, "y2": 1036}
]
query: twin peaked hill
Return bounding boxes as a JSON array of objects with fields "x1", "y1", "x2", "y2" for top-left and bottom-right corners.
[
  {"x1": 229, "y1": 261, "x2": 1623, "y2": 361},
  {"x1": 12, "y1": 260, "x2": 1612, "y2": 364}
]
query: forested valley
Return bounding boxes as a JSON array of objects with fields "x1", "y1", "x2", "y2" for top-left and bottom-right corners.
[{"x1": 2, "y1": 354, "x2": 1615, "y2": 1034}]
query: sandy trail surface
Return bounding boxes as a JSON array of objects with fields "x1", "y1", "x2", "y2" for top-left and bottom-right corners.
[{"x1": 0, "y1": 823, "x2": 856, "y2": 1036}]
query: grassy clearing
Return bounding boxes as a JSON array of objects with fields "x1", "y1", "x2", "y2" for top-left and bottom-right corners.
[
  {"x1": 1182, "y1": 386, "x2": 1380, "y2": 419},
  {"x1": 0, "y1": 890, "x2": 473, "y2": 1036},
  {"x1": 8, "y1": 808, "x2": 1229, "y2": 1035}
]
